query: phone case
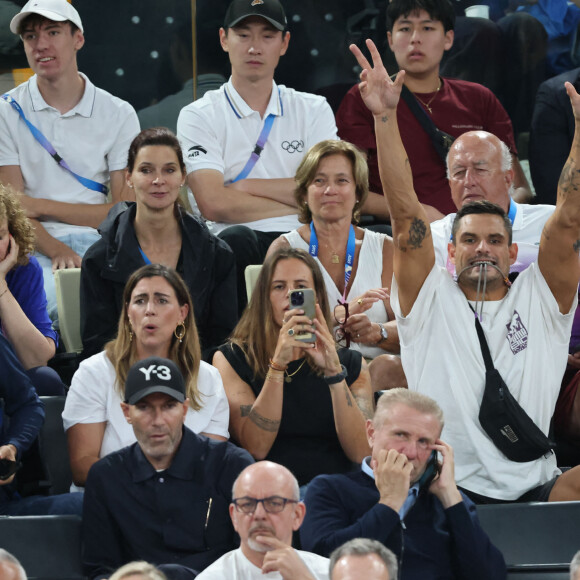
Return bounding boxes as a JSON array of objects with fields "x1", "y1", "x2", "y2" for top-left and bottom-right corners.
[{"x1": 289, "y1": 288, "x2": 316, "y2": 343}]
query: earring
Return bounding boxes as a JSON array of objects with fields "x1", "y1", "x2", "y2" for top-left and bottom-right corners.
[
  {"x1": 128, "y1": 183, "x2": 134, "y2": 189},
  {"x1": 174, "y1": 322, "x2": 186, "y2": 343},
  {"x1": 129, "y1": 328, "x2": 133, "y2": 342}
]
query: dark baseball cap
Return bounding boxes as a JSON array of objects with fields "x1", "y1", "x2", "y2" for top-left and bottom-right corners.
[
  {"x1": 224, "y1": 0, "x2": 287, "y2": 31},
  {"x1": 124, "y1": 357, "x2": 186, "y2": 405}
]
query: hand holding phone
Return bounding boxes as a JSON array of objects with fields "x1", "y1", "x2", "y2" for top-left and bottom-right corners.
[
  {"x1": 288, "y1": 289, "x2": 316, "y2": 343},
  {"x1": 0, "y1": 444, "x2": 21, "y2": 484},
  {"x1": 426, "y1": 440, "x2": 463, "y2": 508},
  {"x1": 0, "y1": 458, "x2": 21, "y2": 482}
]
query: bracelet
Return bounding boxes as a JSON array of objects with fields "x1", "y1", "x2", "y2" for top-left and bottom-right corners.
[
  {"x1": 265, "y1": 370, "x2": 284, "y2": 382},
  {"x1": 269, "y1": 358, "x2": 287, "y2": 372},
  {"x1": 0, "y1": 286, "x2": 8, "y2": 300},
  {"x1": 323, "y1": 364, "x2": 348, "y2": 385}
]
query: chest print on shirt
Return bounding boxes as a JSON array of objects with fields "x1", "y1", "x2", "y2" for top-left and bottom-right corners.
[
  {"x1": 281, "y1": 139, "x2": 304, "y2": 154},
  {"x1": 506, "y1": 310, "x2": 528, "y2": 355}
]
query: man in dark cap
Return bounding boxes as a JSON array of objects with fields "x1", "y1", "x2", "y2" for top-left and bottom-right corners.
[
  {"x1": 177, "y1": 0, "x2": 337, "y2": 314},
  {"x1": 82, "y1": 356, "x2": 254, "y2": 580}
]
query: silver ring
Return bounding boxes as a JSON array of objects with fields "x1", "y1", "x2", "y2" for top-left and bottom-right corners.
[{"x1": 287, "y1": 328, "x2": 295, "y2": 336}]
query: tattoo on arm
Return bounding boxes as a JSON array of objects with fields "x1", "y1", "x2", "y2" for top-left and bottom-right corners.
[
  {"x1": 343, "y1": 384, "x2": 353, "y2": 408},
  {"x1": 381, "y1": 115, "x2": 388, "y2": 123},
  {"x1": 407, "y1": 217, "x2": 427, "y2": 249},
  {"x1": 240, "y1": 405, "x2": 281, "y2": 432},
  {"x1": 558, "y1": 156, "x2": 580, "y2": 196},
  {"x1": 353, "y1": 392, "x2": 374, "y2": 420}
]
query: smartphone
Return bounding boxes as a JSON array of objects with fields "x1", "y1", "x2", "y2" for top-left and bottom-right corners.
[
  {"x1": 417, "y1": 450, "x2": 440, "y2": 491},
  {"x1": 288, "y1": 288, "x2": 316, "y2": 343},
  {"x1": 0, "y1": 458, "x2": 22, "y2": 481}
]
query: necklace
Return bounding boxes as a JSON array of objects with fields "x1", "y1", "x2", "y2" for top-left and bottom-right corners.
[
  {"x1": 285, "y1": 359, "x2": 307, "y2": 383},
  {"x1": 414, "y1": 78, "x2": 442, "y2": 114}
]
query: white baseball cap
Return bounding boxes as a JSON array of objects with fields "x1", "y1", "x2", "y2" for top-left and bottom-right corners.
[{"x1": 10, "y1": 0, "x2": 83, "y2": 34}]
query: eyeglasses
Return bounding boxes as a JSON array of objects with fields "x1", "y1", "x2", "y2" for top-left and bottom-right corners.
[
  {"x1": 333, "y1": 300, "x2": 351, "y2": 348},
  {"x1": 231, "y1": 496, "x2": 298, "y2": 514}
]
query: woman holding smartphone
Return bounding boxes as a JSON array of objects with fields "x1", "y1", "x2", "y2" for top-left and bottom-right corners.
[{"x1": 213, "y1": 247, "x2": 372, "y2": 487}]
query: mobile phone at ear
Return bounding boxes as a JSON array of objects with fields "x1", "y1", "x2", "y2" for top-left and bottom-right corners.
[
  {"x1": 288, "y1": 288, "x2": 316, "y2": 343},
  {"x1": 417, "y1": 450, "x2": 440, "y2": 491},
  {"x1": 0, "y1": 458, "x2": 22, "y2": 481}
]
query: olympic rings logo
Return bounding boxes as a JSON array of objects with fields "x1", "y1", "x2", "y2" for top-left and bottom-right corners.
[{"x1": 281, "y1": 140, "x2": 304, "y2": 154}]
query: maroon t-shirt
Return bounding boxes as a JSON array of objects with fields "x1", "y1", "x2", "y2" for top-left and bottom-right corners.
[{"x1": 336, "y1": 77, "x2": 517, "y2": 215}]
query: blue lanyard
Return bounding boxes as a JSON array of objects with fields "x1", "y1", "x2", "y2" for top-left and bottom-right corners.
[
  {"x1": 309, "y1": 222, "x2": 356, "y2": 302},
  {"x1": 1, "y1": 93, "x2": 108, "y2": 195},
  {"x1": 507, "y1": 198, "x2": 517, "y2": 224},
  {"x1": 138, "y1": 247, "x2": 151, "y2": 265},
  {"x1": 226, "y1": 88, "x2": 281, "y2": 185}
]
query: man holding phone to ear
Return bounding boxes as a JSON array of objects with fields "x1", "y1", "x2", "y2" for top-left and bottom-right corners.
[{"x1": 300, "y1": 389, "x2": 506, "y2": 580}]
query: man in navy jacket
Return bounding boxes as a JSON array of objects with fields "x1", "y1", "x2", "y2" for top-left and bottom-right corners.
[{"x1": 301, "y1": 389, "x2": 506, "y2": 580}]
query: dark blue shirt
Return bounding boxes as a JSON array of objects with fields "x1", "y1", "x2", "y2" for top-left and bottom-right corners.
[
  {"x1": 0, "y1": 333, "x2": 44, "y2": 456},
  {"x1": 0, "y1": 334, "x2": 45, "y2": 509},
  {"x1": 301, "y1": 469, "x2": 506, "y2": 580},
  {"x1": 5, "y1": 256, "x2": 58, "y2": 346},
  {"x1": 82, "y1": 427, "x2": 254, "y2": 579}
]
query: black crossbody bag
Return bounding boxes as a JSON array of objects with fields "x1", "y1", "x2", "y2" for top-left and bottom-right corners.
[{"x1": 474, "y1": 314, "x2": 554, "y2": 462}]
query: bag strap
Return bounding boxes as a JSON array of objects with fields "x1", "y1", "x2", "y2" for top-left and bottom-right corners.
[
  {"x1": 1, "y1": 93, "x2": 108, "y2": 195},
  {"x1": 472, "y1": 311, "x2": 495, "y2": 371},
  {"x1": 400, "y1": 84, "x2": 454, "y2": 162}
]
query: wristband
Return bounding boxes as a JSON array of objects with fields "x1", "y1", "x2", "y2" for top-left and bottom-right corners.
[
  {"x1": 268, "y1": 358, "x2": 287, "y2": 372},
  {"x1": 324, "y1": 364, "x2": 348, "y2": 384}
]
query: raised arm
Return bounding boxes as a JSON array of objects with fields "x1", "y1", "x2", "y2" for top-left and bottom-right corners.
[
  {"x1": 538, "y1": 82, "x2": 580, "y2": 313},
  {"x1": 350, "y1": 40, "x2": 435, "y2": 316}
]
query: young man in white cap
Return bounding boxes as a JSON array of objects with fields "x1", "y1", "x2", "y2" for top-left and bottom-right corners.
[
  {"x1": 0, "y1": 0, "x2": 140, "y2": 321},
  {"x1": 177, "y1": 0, "x2": 337, "y2": 314},
  {"x1": 82, "y1": 356, "x2": 253, "y2": 580}
]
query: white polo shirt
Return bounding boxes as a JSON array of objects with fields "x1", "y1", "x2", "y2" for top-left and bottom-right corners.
[
  {"x1": 177, "y1": 78, "x2": 338, "y2": 234},
  {"x1": 0, "y1": 73, "x2": 140, "y2": 238},
  {"x1": 431, "y1": 201, "x2": 556, "y2": 271}
]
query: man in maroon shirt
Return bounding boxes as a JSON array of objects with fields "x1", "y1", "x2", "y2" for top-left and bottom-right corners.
[{"x1": 337, "y1": 0, "x2": 532, "y2": 222}]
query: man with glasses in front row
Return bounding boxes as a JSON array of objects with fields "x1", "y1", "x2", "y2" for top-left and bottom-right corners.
[{"x1": 196, "y1": 461, "x2": 329, "y2": 580}]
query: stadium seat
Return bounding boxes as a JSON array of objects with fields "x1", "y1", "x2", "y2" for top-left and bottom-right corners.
[
  {"x1": 0, "y1": 515, "x2": 84, "y2": 579},
  {"x1": 54, "y1": 268, "x2": 83, "y2": 354},
  {"x1": 244, "y1": 264, "x2": 262, "y2": 301},
  {"x1": 477, "y1": 501, "x2": 580, "y2": 578},
  {"x1": 38, "y1": 396, "x2": 73, "y2": 495}
]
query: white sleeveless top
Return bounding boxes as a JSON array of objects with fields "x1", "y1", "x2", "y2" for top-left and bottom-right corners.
[{"x1": 283, "y1": 228, "x2": 388, "y2": 359}]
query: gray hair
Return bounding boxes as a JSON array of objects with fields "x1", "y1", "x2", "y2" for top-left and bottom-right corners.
[
  {"x1": 446, "y1": 134, "x2": 512, "y2": 179},
  {"x1": 374, "y1": 388, "x2": 444, "y2": 431},
  {"x1": 232, "y1": 461, "x2": 300, "y2": 502},
  {"x1": 329, "y1": 538, "x2": 398, "y2": 579},
  {"x1": 0, "y1": 549, "x2": 27, "y2": 580},
  {"x1": 109, "y1": 561, "x2": 167, "y2": 580},
  {"x1": 571, "y1": 550, "x2": 580, "y2": 580}
]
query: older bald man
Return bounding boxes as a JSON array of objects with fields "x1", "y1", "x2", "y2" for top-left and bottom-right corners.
[{"x1": 430, "y1": 130, "x2": 555, "y2": 270}]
